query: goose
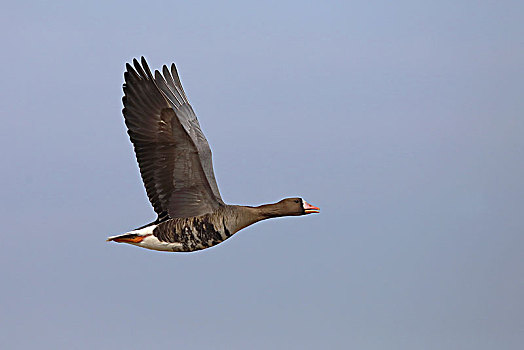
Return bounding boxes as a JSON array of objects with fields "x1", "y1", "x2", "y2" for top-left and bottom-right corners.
[{"x1": 107, "y1": 57, "x2": 319, "y2": 252}]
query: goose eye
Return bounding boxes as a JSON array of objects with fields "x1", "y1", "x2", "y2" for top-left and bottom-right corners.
[{"x1": 294, "y1": 199, "x2": 300, "y2": 203}]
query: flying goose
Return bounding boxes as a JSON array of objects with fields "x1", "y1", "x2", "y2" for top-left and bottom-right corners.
[{"x1": 107, "y1": 57, "x2": 319, "y2": 252}]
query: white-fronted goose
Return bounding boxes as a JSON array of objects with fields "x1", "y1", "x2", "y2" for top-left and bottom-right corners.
[{"x1": 107, "y1": 57, "x2": 319, "y2": 252}]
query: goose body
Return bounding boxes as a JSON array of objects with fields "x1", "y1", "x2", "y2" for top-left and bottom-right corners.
[{"x1": 108, "y1": 57, "x2": 319, "y2": 252}]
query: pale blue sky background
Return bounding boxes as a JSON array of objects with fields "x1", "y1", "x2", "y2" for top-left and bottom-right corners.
[{"x1": 1, "y1": 1, "x2": 523, "y2": 349}]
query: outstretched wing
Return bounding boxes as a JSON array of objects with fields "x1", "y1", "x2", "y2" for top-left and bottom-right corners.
[{"x1": 122, "y1": 57, "x2": 223, "y2": 220}]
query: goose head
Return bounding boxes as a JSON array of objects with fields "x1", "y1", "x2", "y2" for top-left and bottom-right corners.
[{"x1": 276, "y1": 198, "x2": 320, "y2": 216}]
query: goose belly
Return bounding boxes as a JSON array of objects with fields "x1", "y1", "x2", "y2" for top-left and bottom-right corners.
[{"x1": 150, "y1": 216, "x2": 232, "y2": 252}]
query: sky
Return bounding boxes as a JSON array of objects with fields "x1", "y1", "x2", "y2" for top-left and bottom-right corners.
[{"x1": 1, "y1": 0, "x2": 523, "y2": 349}]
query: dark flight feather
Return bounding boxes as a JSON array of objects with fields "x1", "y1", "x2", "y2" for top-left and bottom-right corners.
[{"x1": 122, "y1": 57, "x2": 223, "y2": 220}]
